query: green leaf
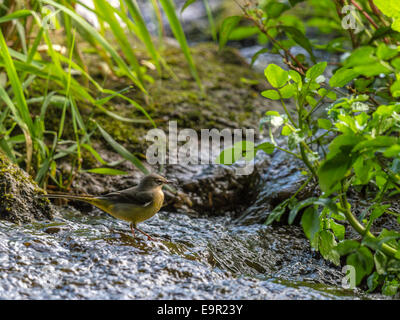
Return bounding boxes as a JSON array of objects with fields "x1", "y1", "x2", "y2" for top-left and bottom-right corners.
[
  {"x1": 374, "y1": 250, "x2": 388, "y2": 275},
  {"x1": 219, "y1": 16, "x2": 241, "y2": 50},
  {"x1": 390, "y1": 80, "x2": 400, "y2": 98},
  {"x1": 265, "y1": 199, "x2": 290, "y2": 225},
  {"x1": 383, "y1": 144, "x2": 400, "y2": 157},
  {"x1": 256, "y1": 142, "x2": 275, "y2": 154},
  {"x1": 336, "y1": 240, "x2": 360, "y2": 256},
  {"x1": 392, "y1": 57, "x2": 400, "y2": 69},
  {"x1": 0, "y1": 29, "x2": 33, "y2": 135},
  {"x1": 216, "y1": 140, "x2": 256, "y2": 165},
  {"x1": 353, "y1": 62, "x2": 391, "y2": 77},
  {"x1": 317, "y1": 119, "x2": 332, "y2": 130},
  {"x1": 264, "y1": 64, "x2": 289, "y2": 88},
  {"x1": 382, "y1": 279, "x2": 399, "y2": 296},
  {"x1": 229, "y1": 26, "x2": 260, "y2": 41},
  {"x1": 344, "y1": 46, "x2": 376, "y2": 67},
  {"x1": 264, "y1": 2, "x2": 290, "y2": 18},
  {"x1": 370, "y1": 26, "x2": 393, "y2": 43},
  {"x1": 318, "y1": 230, "x2": 340, "y2": 265},
  {"x1": 289, "y1": 197, "x2": 338, "y2": 225},
  {"x1": 367, "y1": 272, "x2": 381, "y2": 292},
  {"x1": 376, "y1": 43, "x2": 399, "y2": 60},
  {"x1": 318, "y1": 151, "x2": 354, "y2": 194},
  {"x1": 346, "y1": 246, "x2": 374, "y2": 285},
  {"x1": 261, "y1": 89, "x2": 280, "y2": 100},
  {"x1": 289, "y1": 70, "x2": 302, "y2": 83},
  {"x1": 279, "y1": 83, "x2": 296, "y2": 99},
  {"x1": 301, "y1": 206, "x2": 320, "y2": 241},
  {"x1": 318, "y1": 135, "x2": 364, "y2": 194},
  {"x1": 94, "y1": 0, "x2": 144, "y2": 82},
  {"x1": 328, "y1": 219, "x2": 345, "y2": 241},
  {"x1": 353, "y1": 157, "x2": 373, "y2": 185},
  {"x1": 352, "y1": 136, "x2": 398, "y2": 153},
  {"x1": 281, "y1": 125, "x2": 291, "y2": 136},
  {"x1": 81, "y1": 143, "x2": 124, "y2": 167},
  {"x1": 306, "y1": 95, "x2": 317, "y2": 107},
  {"x1": 280, "y1": 26, "x2": 316, "y2": 63},
  {"x1": 387, "y1": 259, "x2": 400, "y2": 273},
  {"x1": 329, "y1": 68, "x2": 360, "y2": 87},
  {"x1": 306, "y1": 62, "x2": 327, "y2": 82},
  {"x1": 373, "y1": 0, "x2": 400, "y2": 32}
]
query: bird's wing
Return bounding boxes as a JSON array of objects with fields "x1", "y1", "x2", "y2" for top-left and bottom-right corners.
[{"x1": 99, "y1": 187, "x2": 154, "y2": 207}]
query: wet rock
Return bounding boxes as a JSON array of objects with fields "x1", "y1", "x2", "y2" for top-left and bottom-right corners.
[
  {"x1": 0, "y1": 152, "x2": 54, "y2": 223},
  {"x1": 166, "y1": 164, "x2": 261, "y2": 216},
  {"x1": 43, "y1": 226, "x2": 62, "y2": 234},
  {"x1": 236, "y1": 149, "x2": 319, "y2": 225},
  {"x1": 207, "y1": 224, "x2": 343, "y2": 286}
]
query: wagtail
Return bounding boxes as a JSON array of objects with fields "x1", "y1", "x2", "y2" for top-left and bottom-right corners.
[{"x1": 41, "y1": 173, "x2": 170, "y2": 240}]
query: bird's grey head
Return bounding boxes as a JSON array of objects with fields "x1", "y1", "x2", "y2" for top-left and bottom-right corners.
[{"x1": 138, "y1": 173, "x2": 169, "y2": 189}]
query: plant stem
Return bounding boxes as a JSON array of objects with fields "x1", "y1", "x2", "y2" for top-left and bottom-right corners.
[
  {"x1": 280, "y1": 97, "x2": 297, "y2": 128},
  {"x1": 339, "y1": 183, "x2": 398, "y2": 257},
  {"x1": 243, "y1": 11, "x2": 307, "y2": 74}
]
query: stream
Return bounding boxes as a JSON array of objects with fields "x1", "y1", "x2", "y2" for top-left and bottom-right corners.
[
  {"x1": 0, "y1": 149, "x2": 385, "y2": 299},
  {"x1": 0, "y1": 0, "x2": 390, "y2": 300}
]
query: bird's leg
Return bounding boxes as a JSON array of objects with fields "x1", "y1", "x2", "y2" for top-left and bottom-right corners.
[
  {"x1": 134, "y1": 226, "x2": 155, "y2": 241},
  {"x1": 129, "y1": 222, "x2": 136, "y2": 238}
]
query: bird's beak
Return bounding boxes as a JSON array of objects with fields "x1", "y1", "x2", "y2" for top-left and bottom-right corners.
[{"x1": 165, "y1": 179, "x2": 173, "y2": 185}]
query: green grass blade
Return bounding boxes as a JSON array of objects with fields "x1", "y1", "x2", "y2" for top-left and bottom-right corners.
[
  {"x1": 81, "y1": 143, "x2": 124, "y2": 167},
  {"x1": 41, "y1": 0, "x2": 146, "y2": 93},
  {"x1": 93, "y1": 0, "x2": 144, "y2": 84},
  {"x1": 0, "y1": 29, "x2": 33, "y2": 135},
  {"x1": 99, "y1": 89, "x2": 156, "y2": 127},
  {"x1": 0, "y1": 138, "x2": 16, "y2": 162},
  {"x1": 0, "y1": 9, "x2": 32, "y2": 23},
  {"x1": 159, "y1": 0, "x2": 203, "y2": 91},
  {"x1": 125, "y1": 0, "x2": 161, "y2": 73},
  {"x1": 96, "y1": 123, "x2": 148, "y2": 174},
  {"x1": 57, "y1": 28, "x2": 75, "y2": 140},
  {"x1": 84, "y1": 168, "x2": 129, "y2": 175},
  {"x1": 150, "y1": 0, "x2": 165, "y2": 45},
  {"x1": 202, "y1": 0, "x2": 217, "y2": 41},
  {"x1": 181, "y1": 0, "x2": 197, "y2": 13}
]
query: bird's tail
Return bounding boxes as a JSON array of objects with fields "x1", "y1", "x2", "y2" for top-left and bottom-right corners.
[
  {"x1": 38, "y1": 193, "x2": 96, "y2": 203},
  {"x1": 39, "y1": 193, "x2": 112, "y2": 214}
]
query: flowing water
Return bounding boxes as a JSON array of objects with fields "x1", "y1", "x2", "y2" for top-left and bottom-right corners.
[
  {"x1": 0, "y1": 208, "x2": 374, "y2": 299},
  {"x1": 0, "y1": 150, "x2": 385, "y2": 299}
]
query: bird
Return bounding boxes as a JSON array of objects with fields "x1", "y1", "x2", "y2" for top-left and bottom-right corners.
[{"x1": 40, "y1": 173, "x2": 170, "y2": 240}]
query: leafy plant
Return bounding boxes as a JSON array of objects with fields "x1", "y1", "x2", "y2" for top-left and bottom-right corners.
[{"x1": 217, "y1": 0, "x2": 400, "y2": 295}]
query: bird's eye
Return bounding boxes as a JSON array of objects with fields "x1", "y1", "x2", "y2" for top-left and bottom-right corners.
[{"x1": 157, "y1": 179, "x2": 163, "y2": 184}]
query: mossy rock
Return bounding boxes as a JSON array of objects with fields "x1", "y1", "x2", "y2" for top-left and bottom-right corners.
[{"x1": 0, "y1": 152, "x2": 55, "y2": 223}]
